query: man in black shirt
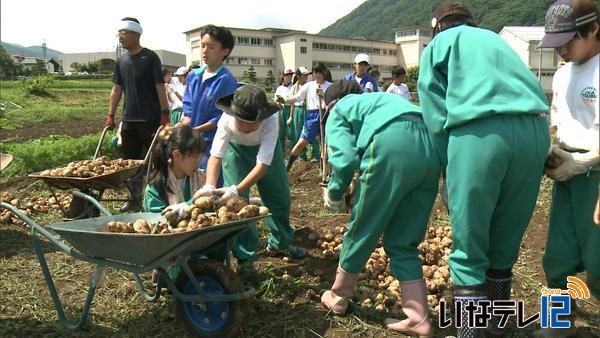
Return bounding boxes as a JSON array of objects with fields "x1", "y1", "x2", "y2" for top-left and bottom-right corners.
[{"x1": 104, "y1": 17, "x2": 169, "y2": 212}]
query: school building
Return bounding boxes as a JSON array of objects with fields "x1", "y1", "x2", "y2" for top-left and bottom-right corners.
[
  {"x1": 183, "y1": 26, "x2": 432, "y2": 83},
  {"x1": 184, "y1": 25, "x2": 557, "y2": 92}
]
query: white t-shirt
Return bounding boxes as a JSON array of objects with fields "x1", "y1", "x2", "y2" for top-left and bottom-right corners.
[
  {"x1": 290, "y1": 82, "x2": 305, "y2": 107},
  {"x1": 168, "y1": 83, "x2": 185, "y2": 109},
  {"x1": 210, "y1": 114, "x2": 279, "y2": 165},
  {"x1": 293, "y1": 80, "x2": 332, "y2": 111},
  {"x1": 386, "y1": 83, "x2": 412, "y2": 102},
  {"x1": 274, "y1": 83, "x2": 292, "y2": 100},
  {"x1": 551, "y1": 54, "x2": 599, "y2": 151}
]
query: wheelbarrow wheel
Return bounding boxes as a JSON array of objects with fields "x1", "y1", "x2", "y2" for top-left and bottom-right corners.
[{"x1": 174, "y1": 259, "x2": 247, "y2": 338}]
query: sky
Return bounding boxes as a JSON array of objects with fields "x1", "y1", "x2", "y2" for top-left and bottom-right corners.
[{"x1": 1, "y1": 0, "x2": 367, "y2": 54}]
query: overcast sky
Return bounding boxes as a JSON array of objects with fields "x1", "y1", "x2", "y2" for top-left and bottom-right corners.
[{"x1": 1, "y1": 0, "x2": 367, "y2": 54}]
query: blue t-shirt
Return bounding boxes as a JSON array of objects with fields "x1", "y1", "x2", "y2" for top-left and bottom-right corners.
[
  {"x1": 182, "y1": 65, "x2": 237, "y2": 142},
  {"x1": 343, "y1": 73, "x2": 379, "y2": 92}
]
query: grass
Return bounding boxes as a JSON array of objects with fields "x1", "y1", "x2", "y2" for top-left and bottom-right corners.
[{"x1": 0, "y1": 80, "x2": 111, "y2": 131}]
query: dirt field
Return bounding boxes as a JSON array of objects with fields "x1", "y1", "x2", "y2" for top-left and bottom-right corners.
[{"x1": 0, "y1": 138, "x2": 598, "y2": 337}]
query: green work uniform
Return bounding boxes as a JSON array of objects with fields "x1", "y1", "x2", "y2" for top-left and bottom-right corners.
[
  {"x1": 326, "y1": 93, "x2": 440, "y2": 281},
  {"x1": 170, "y1": 107, "x2": 183, "y2": 125},
  {"x1": 278, "y1": 105, "x2": 290, "y2": 148},
  {"x1": 418, "y1": 25, "x2": 551, "y2": 286},
  {"x1": 222, "y1": 141, "x2": 293, "y2": 261},
  {"x1": 543, "y1": 174, "x2": 600, "y2": 298}
]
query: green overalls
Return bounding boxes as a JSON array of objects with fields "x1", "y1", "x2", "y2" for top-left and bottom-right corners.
[
  {"x1": 418, "y1": 25, "x2": 551, "y2": 286},
  {"x1": 326, "y1": 93, "x2": 440, "y2": 281}
]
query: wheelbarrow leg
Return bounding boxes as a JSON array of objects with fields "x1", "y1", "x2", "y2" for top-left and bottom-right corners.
[
  {"x1": 32, "y1": 227, "x2": 105, "y2": 331},
  {"x1": 132, "y1": 271, "x2": 162, "y2": 302}
]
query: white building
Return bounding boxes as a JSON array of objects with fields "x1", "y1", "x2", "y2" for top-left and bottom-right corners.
[
  {"x1": 184, "y1": 26, "x2": 431, "y2": 83},
  {"x1": 499, "y1": 26, "x2": 559, "y2": 93}
]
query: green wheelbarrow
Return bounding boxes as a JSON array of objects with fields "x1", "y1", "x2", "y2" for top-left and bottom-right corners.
[{"x1": 0, "y1": 191, "x2": 264, "y2": 337}]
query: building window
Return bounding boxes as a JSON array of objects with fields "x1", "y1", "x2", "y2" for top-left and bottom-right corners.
[
  {"x1": 191, "y1": 39, "x2": 200, "y2": 48},
  {"x1": 300, "y1": 46, "x2": 307, "y2": 54},
  {"x1": 300, "y1": 38, "x2": 307, "y2": 42},
  {"x1": 238, "y1": 57, "x2": 249, "y2": 65},
  {"x1": 251, "y1": 37, "x2": 261, "y2": 45},
  {"x1": 264, "y1": 39, "x2": 273, "y2": 46},
  {"x1": 224, "y1": 57, "x2": 235, "y2": 64},
  {"x1": 251, "y1": 58, "x2": 261, "y2": 65},
  {"x1": 264, "y1": 58, "x2": 273, "y2": 66}
]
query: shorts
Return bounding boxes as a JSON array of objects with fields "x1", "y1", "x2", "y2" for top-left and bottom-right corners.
[{"x1": 300, "y1": 109, "x2": 321, "y2": 142}]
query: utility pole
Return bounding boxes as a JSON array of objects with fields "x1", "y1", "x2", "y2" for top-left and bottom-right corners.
[{"x1": 42, "y1": 39, "x2": 47, "y2": 61}]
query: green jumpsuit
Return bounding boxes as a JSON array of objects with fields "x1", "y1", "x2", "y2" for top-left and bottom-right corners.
[
  {"x1": 326, "y1": 93, "x2": 440, "y2": 281},
  {"x1": 418, "y1": 25, "x2": 551, "y2": 286},
  {"x1": 278, "y1": 105, "x2": 290, "y2": 148},
  {"x1": 223, "y1": 141, "x2": 294, "y2": 261}
]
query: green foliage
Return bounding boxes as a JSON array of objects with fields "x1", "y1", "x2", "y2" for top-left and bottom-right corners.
[
  {"x1": 264, "y1": 70, "x2": 276, "y2": 92},
  {"x1": 21, "y1": 76, "x2": 54, "y2": 96},
  {"x1": 320, "y1": 0, "x2": 553, "y2": 40},
  {"x1": 71, "y1": 60, "x2": 100, "y2": 74},
  {"x1": 0, "y1": 132, "x2": 118, "y2": 178},
  {"x1": 247, "y1": 66, "x2": 257, "y2": 84},
  {"x1": 406, "y1": 65, "x2": 419, "y2": 91},
  {"x1": 31, "y1": 59, "x2": 48, "y2": 76},
  {"x1": 0, "y1": 45, "x2": 16, "y2": 79},
  {"x1": 239, "y1": 70, "x2": 250, "y2": 84},
  {"x1": 0, "y1": 79, "x2": 110, "y2": 130}
]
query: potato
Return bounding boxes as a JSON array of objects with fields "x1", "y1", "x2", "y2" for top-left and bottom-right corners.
[
  {"x1": 160, "y1": 228, "x2": 171, "y2": 234},
  {"x1": 237, "y1": 205, "x2": 260, "y2": 219},
  {"x1": 196, "y1": 214, "x2": 211, "y2": 226},
  {"x1": 187, "y1": 221, "x2": 199, "y2": 230},
  {"x1": 218, "y1": 211, "x2": 238, "y2": 224},
  {"x1": 177, "y1": 220, "x2": 189, "y2": 229},
  {"x1": 190, "y1": 207, "x2": 201, "y2": 220},
  {"x1": 209, "y1": 216, "x2": 219, "y2": 225},
  {"x1": 133, "y1": 219, "x2": 150, "y2": 234},
  {"x1": 225, "y1": 197, "x2": 248, "y2": 213},
  {"x1": 259, "y1": 206, "x2": 269, "y2": 216},
  {"x1": 194, "y1": 196, "x2": 215, "y2": 211}
]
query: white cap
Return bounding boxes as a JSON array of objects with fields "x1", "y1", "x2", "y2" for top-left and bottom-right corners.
[
  {"x1": 298, "y1": 66, "x2": 311, "y2": 75},
  {"x1": 174, "y1": 66, "x2": 187, "y2": 76},
  {"x1": 283, "y1": 67, "x2": 294, "y2": 75},
  {"x1": 354, "y1": 53, "x2": 369, "y2": 64}
]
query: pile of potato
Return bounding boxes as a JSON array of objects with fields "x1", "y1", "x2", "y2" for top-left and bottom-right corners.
[
  {"x1": 0, "y1": 192, "x2": 71, "y2": 227},
  {"x1": 107, "y1": 196, "x2": 270, "y2": 235},
  {"x1": 39, "y1": 156, "x2": 139, "y2": 178},
  {"x1": 106, "y1": 219, "x2": 170, "y2": 234},
  {"x1": 316, "y1": 224, "x2": 453, "y2": 313}
]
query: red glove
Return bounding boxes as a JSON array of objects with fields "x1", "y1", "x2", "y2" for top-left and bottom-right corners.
[
  {"x1": 160, "y1": 110, "x2": 170, "y2": 126},
  {"x1": 104, "y1": 114, "x2": 115, "y2": 130}
]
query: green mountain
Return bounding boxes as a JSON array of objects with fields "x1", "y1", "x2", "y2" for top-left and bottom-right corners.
[
  {"x1": 1, "y1": 41, "x2": 62, "y2": 60},
  {"x1": 320, "y1": 0, "x2": 554, "y2": 40}
]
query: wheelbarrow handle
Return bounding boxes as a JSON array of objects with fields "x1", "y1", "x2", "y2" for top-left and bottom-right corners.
[
  {"x1": 72, "y1": 191, "x2": 113, "y2": 217},
  {"x1": 93, "y1": 126, "x2": 111, "y2": 160}
]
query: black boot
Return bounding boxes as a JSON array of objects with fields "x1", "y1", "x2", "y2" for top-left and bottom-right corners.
[
  {"x1": 454, "y1": 285, "x2": 487, "y2": 338},
  {"x1": 286, "y1": 154, "x2": 298, "y2": 172},
  {"x1": 486, "y1": 269, "x2": 512, "y2": 337}
]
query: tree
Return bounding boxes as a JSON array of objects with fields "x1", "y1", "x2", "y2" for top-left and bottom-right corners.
[
  {"x1": 70, "y1": 62, "x2": 82, "y2": 72},
  {"x1": 31, "y1": 59, "x2": 48, "y2": 76},
  {"x1": 264, "y1": 70, "x2": 276, "y2": 92},
  {"x1": 0, "y1": 46, "x2": 16, "y2": 79},
  {"x1": 406, "y1": 65, "x2": 419, "y2": 91},
  {"x1": 239, "y1": 70, "x2": 250, "y2": 84},
  {"x1": 247, "y1": 66, "x2": 257, "y2": 84}
]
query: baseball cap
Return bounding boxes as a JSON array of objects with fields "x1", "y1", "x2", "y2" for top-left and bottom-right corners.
[
  {"x1": 174, "y1": 66, "x2": 187, "y2": 76},
  {"x1": 298, "y1": 66, "x2": 311, "y2": 75},
  {"x1": 283, "y1": 67, "x2": 294, "y2": 75},
  {"x1": 354, "y1": 53, "x2": 370, "y2": 64},
  {"x1": 540, "y1": 0, "x2": 599, "y2": 48}
]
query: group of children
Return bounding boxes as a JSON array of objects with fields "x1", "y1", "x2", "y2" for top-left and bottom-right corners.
[{"x1": 135, "y1": 0, "x2": 599, "y2": 336}]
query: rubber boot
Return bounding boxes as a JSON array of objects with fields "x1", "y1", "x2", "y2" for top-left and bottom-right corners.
[
  {"x1": 486, "y1": 269, "x2": 512, "y2": 337},
  {"x1": 454, "y1": 285, "x2": 487, "y2": 338},
  {"x1": 532, "y1": 301, "x2": 577, "y2": 338},
  {"x1": 321, "y1": 266, "x2": 359, "y2": 315},
  {"x1": 385, "y1": 279, "x2": 433, "y2": 337}
]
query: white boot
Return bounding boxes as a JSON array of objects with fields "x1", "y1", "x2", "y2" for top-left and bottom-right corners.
[
  {"x1": 385, "y1": 279, "x2": 433, "y2": 337},
  {"x1": 321, "y1": 266, "x2": 359, "y2": 315}
]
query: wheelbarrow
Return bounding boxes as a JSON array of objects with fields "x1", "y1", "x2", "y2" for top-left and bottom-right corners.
[
  {"x1": 0, "y1": 191, "x2": 264, "y2": 337},
  {"x1": 28, "y1": 125, "x2": 160, "y2": 219}
]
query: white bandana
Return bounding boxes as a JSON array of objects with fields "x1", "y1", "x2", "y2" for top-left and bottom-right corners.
[{"x1": 118, "y1": 20, "x2": 143, "y2": 34}]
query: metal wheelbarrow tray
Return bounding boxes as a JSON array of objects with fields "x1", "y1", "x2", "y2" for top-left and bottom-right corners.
[{"x1": 0, "y1": 192, "x2": 265, "y2": 335}]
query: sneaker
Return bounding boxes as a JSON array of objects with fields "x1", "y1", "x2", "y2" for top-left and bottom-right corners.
[
  {"x1": 237, "y1": 260, "x2": 257, "y2": 273},
  {"x1": 266, "y1": 243, "x2": 306, "y2": 259}
]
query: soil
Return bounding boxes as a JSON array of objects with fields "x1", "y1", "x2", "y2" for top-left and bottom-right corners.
[{"x1": 1, "y1": 116, "x2": 106, "y2": 143}]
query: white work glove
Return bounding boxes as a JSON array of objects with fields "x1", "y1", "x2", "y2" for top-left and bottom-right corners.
[
  {"x1": 364, "y1": 82, "x2": 373, "y2": 92},
  {"x1": 193, "y1": 184, "x2": 216, "y2": 200},
  {"x1": 217, "y1": 185, "x2": 238, "y2": 206},
  {"x1": 322, "y1": 187, "x2": 346, "y2": 213},
  {"x1": 162, "y1": 202, "x2": 189, "y2": 225},
  {"x1": 546, "y1": 147, "x2": 600, "y2": 182}
]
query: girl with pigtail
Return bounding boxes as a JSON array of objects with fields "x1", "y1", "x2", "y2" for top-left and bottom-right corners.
[{"x1": 143, "y1": 124, "x2": 206, "y2": 224}]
